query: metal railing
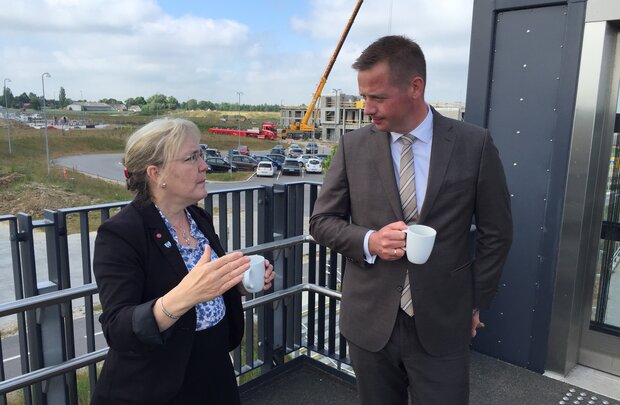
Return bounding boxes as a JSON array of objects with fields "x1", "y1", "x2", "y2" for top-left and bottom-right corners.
[{"x1": 0, "y1": 182, "x2": 349, "y2": 405}]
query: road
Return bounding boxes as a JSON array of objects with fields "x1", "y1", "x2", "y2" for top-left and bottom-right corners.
[{"x1": 54, "y1": 152, "x2": 325, "y2": 191}]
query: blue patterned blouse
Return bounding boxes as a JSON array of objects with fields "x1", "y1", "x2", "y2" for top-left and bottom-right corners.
[{"x1": 157, "y1": 207, "x2": 225, "y2": 331}]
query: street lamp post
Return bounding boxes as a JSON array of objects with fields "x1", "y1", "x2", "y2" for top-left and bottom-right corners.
[
  {"x1": 333, "y1": 88, "x2": 341, "y2": 141},
  {"x1": 236, "y1": 91, "x2": 243, "y2": 151},
  {"x1": 42, "y1": 72, "x2": 51, "y2": 175},
  {"x1": 3, "y1": 78, "x2": 11, "y2": 155}
]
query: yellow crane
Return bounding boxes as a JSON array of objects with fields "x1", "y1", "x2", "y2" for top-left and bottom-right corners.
[{"x1": 283, "y1": 0, "x2": 363, "y2": 139}]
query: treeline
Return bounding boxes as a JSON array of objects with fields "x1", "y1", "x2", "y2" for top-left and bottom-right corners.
[{"x1": 1, "y1": 87, "x2": 285, "y2": 112}]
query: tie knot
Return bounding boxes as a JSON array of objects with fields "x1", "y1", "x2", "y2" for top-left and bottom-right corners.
[{"x1": 399, "y1": 134, "x2": 414, "y2": 146}]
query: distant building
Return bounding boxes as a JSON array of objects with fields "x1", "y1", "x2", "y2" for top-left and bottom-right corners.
[
  {"x1": 128, "y1": 105, "x2": 142, "y2": 113},
  {"x1": 67, "y1": 102, "x2": 113, "y2": 112},
  {"x1": 431, "y1": 102, "x2": 465, "y2": 121}
]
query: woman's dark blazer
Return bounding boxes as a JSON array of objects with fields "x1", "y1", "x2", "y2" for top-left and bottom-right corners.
[{"x1": 91, "y1": 200, "x2": 244, "y2": 404}]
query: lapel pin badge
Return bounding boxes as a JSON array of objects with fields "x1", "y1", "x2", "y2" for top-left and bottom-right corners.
[
  {"x1": 164, "y1": 241, "x2": 172, "y2": 248},
  {"x1": 156, "y1": 233, "x2": 162, "y2": 239}
]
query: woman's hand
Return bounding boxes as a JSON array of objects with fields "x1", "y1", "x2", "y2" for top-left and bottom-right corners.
[
  {"x1": 154, "y1": 246, "x2": 249, "y2": 331},
  {"x1": 179, "y1": 245, "x2": 250, "y2": 305},
  {"x1": 262, "y1": 259, "x2": 276, "y2": 291}
]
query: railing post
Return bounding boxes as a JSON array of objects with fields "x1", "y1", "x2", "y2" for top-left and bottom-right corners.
[
  {"x1": 17, "y1": 213, "x2": 43, "y2": 404},
  {"x1": 270, "y1": 184, "x2": 287, "y2": 366}
]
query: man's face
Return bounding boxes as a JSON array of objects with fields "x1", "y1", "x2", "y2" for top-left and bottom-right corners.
[{"x1": 357, "y1": 61, "x2": 419, "y2": 134}]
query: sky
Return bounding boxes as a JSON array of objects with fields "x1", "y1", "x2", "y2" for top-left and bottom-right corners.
[{"x1": 0, "y1": 0, "x2": 474, "y2": 106}]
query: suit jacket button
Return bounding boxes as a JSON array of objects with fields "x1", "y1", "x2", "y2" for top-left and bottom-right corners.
[{"x1": 397, "y1": 285, "x2": 403, "y2": 292}]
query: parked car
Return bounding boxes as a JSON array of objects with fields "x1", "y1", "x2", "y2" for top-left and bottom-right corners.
[
  {"x1": 204, "y1": 148, "x2": 221, "y2": 158},
  {"x1": 314, "y1": 153, "x2": 329, "y2": 161},
  {"x1": 206, "y1": 157, "x2": 237, "y2": 172},
  {"x1": 305, "y1": 142, "x2": 319, "y2": 154},
  {"x1": 199, "y1": 143, "x2": 209, "y2": 154},
  {"x1": 271, "y1": 145, "x2": 286, "y2": 155},
  {"x1": 299, "y1": 154, "x2": 315, "y2": 165},
  {"x1": 287, "y1": 144, "x2": 301, "y2": 155},
  {"x1": 281, "y1": 158, "x2": 303, "y2": 176},
  {"x1": 266, "y1": 154, "x2": 286, "y2": 166},
  {"x1": 238, "y1": 145, "x2": 250, "y2": 155},
  {"x1": 256, "y1": 161, "x2": 275, "y2": 177},
  {"x1": 253, "y1": 155, "x2": 282, "y2": 170},
  {"x1": 305, "y1": 158, "x2": 323, "y2": 174},
  {"x1": 230, "y1": 155, "x2": 258, "y2": 171},
  {"x1": 287, "y1": 147, "x2": 304, "y2": 158}
]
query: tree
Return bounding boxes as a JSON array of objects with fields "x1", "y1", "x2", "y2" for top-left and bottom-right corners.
[
  {"x1": 186, "y1": 99, "x2": 198, "y2": 110},
  {"x1": 134, "y1": 96, "x2": 146, "y2": 105},
  {"x1": 2, "y1": 87, "x2": 14, "y2": 109},
  {"x1": 166, "y1": 96, "x2": 179, "y2": 110},
  {"x1": 16, "y1": 92, "x2": 29, "y2": 108},
  {"x1": 125, "y1": 97, "x2": 135, "y2": 107},
  {"x1": 58, "y1": 86, "x2": 67, "y2": 107},
  {"x1": 30, "y1": 97, "x2": 41, "y2": 110}
]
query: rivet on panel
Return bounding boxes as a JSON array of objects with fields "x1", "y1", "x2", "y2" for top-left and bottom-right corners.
[
  {"x1": 516, "y1": 130, "x2": 521, "y2": 134},
  {"x1": 513, "y1": 163, "x2": 517, "y2": 166},
  {"x1": 520, "y1": 98, "x2": 524, "y2": 101},
  {"x1": 526, "y1": 29, "x2": 531, "y2": 33},
  {"x1": 510, "y1": 194, "x2": 514, "y2": 197},
  {"x1": 523, "y1": 64, "x2": 527, "y2": 68}
]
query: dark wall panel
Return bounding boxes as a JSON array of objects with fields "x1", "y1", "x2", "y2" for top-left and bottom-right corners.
[{"x1": 466, "y1": 0, "x2": 586, "y2": 371}]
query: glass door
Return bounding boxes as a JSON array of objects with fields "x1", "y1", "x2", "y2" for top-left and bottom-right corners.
[{"x1": 579, "y1": 88, "x2": 620, "y2": 376}]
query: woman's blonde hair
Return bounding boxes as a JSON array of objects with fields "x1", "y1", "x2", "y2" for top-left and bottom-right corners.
[{"x1": 123, "y1": 118, "x2": 201, "y2": 203}]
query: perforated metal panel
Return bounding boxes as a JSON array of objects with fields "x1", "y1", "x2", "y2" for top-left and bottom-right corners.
[{"x1": 466, "y1": 0, "x2": 586, "y2": 371}]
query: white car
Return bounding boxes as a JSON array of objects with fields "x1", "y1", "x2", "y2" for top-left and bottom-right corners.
[
  {"x1": 256, "y1": 161, "x2": 275, "y2": 177},
  {"x1": 305, "y1": 158, "x2": 323, "y2": 174}
]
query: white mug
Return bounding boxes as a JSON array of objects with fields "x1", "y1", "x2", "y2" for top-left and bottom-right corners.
[
  {"x1": 402, "y1": 225, "x2": 436, "y2": 264},
  {"x1": 243, "y1": 255, "x2": 265, "y2": 293}
]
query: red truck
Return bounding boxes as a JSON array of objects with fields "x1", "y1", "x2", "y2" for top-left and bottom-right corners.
[{"x1": 208, "y1": 121, "x2": 277, "y2": 140}]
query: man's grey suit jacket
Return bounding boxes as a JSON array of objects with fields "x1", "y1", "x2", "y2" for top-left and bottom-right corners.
[{"x1": 309, "y1": 110, "x2": 512, "y2": 356}]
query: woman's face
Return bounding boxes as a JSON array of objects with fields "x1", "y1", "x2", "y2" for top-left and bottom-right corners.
[{"x1": 159, "y1": 135, "x2": 209, "y2": 205}]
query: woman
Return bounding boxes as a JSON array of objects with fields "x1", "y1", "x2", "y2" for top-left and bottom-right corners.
[{"x1": 92, "y1": 118, "x2": 275, "y2": 404}]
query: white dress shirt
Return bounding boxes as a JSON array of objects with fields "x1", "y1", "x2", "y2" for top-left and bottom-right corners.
[{"x1": 363, "y1": 105, "x2": 434, "y2": 263}]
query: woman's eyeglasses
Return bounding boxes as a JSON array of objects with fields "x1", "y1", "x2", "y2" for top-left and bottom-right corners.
[{"x1": 178, "y1": 149, "x2": 206, "y2": 164}]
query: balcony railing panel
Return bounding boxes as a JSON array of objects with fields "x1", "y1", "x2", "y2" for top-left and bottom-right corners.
[{"x1": 0, "y1": 182, "x2": 348, "y2": 405}]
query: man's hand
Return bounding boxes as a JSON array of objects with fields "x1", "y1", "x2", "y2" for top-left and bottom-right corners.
[
  {"x1": 368, "y1": 221, "x2": 408, "y2": 261},
  {"x1": 471, "y1": 309, "x2": 486, "y2": 337}
]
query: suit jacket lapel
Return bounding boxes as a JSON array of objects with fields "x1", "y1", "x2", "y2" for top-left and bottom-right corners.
[
  {"x1": 419, "y1": 111, "x2": 456, "y2": 223},
  {"x1": 137, "y1": 201, "x2": 190, "y2": 280},
  {"x1": 370, "y1": 126, "x2": 404, "y2": 220}
]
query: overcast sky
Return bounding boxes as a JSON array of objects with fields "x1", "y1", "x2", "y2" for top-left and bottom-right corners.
[{"x1": 0, "y1": 0, "x2": 474, "y2": 106}]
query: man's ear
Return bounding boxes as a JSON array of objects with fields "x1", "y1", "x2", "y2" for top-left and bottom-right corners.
[{"x1": 410, "y1": 76, "x2": 425, "y2": 100}]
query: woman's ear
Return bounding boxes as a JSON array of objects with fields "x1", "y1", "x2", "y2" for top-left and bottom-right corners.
[{"x1": 146, "y1": 165, "x2": 160, "y2": 184}]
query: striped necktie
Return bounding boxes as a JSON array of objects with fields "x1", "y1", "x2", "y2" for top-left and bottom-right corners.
[{"x1": 398, "y1": 135, "x2": 417, "y2": 316}]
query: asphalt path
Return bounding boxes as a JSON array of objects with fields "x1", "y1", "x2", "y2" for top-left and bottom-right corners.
[{"x1": 54, "y1": 152, "x2": 325, "y2": 191}]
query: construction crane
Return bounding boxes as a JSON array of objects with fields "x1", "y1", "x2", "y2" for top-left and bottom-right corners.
[{"x1": 283, "y1": 0, "x2": 363, "y2": 139}]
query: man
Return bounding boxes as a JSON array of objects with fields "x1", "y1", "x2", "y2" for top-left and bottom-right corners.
[{"x1": 309, "y1": 35, "x2": 512, "y2": 404}]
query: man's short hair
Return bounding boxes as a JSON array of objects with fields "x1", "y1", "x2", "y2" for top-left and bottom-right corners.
[{"x1": 352, "y1": 35, "x2": 426, "y2": 87}]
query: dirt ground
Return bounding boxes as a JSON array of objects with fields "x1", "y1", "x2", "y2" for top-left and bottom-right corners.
[{"x1": 0, "y1": 173, "x2": 95, "y2": 217}]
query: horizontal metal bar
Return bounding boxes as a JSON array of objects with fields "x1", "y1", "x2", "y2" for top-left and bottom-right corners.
[
  {"x1": 0, "y1": 348, "x2": 108, "y2": 395},
  {"x1": 0, "y1": 235, "x2": 316, "y2": 318},
  {"x1": 0, "y1": 284, "x2": 98, "y2": 318},
  {"x1": 0, "y1": 281, "x2": 341, "y2": 396},
  {"x1": 243, "y1": 283, "x2": 341, "y2": 311}
]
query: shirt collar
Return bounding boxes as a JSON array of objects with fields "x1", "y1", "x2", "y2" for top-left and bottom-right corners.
[{"x1": 390, "y1": 104, "x2": 433, "y2": 144}]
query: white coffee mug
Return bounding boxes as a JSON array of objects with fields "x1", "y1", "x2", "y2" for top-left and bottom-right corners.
[
  {"x1": 402, "y1": 225, "x2": 436, "y2": 264},
  {"x1": 243, "y1": 255, "x2": 265, "y2": 293}
]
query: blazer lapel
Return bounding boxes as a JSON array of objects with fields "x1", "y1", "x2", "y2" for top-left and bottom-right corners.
[
  {"x1": 419, "y1": 111, "x2": 456, "y2": 223},
  {"x1": 370, "y1": 127, "x2": 404, "y2": 220},
  {"x1": 138, "y1": 201, "x2": 190, "y2": 280}
]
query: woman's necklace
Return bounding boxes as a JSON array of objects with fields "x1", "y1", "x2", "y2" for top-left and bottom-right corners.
[{"x1": 177, "y1": 226, "x2": 192, "y2": 246}]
